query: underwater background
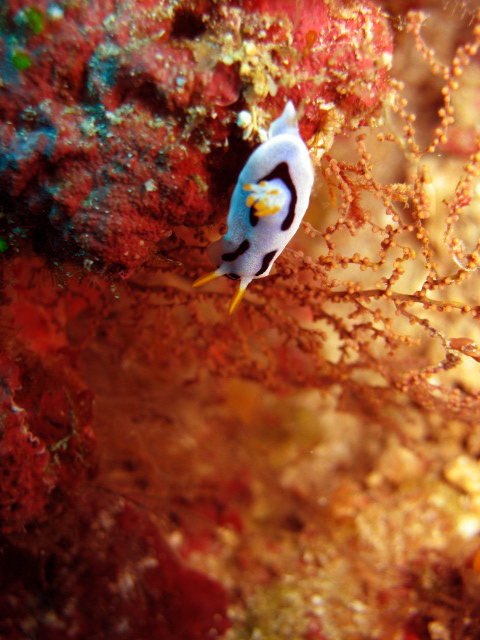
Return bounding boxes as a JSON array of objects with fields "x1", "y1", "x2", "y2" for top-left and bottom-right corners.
[{"x1": 1, "y1": 0, "x2": 480, "y2": 638}]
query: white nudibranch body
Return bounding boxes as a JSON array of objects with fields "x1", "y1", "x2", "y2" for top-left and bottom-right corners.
[{"x1": 193, "y1": 101, "x2": 314, "y2": 314}]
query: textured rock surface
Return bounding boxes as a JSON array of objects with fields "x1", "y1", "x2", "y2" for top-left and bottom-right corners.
[
  {"x1": 0, "y1": 0, "x2": 392, "y2": 276},
  {"x1": 0, "y1": 345, "x2": 96, "y2": 534},
  {"x1": 0, "y1": 492, "x2": 230, "y2": 640}
]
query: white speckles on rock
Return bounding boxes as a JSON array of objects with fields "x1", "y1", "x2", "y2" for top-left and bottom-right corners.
[{"x1": 144, "y1": 179, "x2": 157, "y2": 192}]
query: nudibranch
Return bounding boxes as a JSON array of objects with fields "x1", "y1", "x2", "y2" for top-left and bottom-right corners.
[{"x1": 193, "y1": 101, "x2": 314, "y2": 314}]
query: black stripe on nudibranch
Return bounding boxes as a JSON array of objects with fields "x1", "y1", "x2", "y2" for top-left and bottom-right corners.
[
  {"x1": 255, "y1": 250, "x2": 277, "y2": 276},
  {"x1": 249, "y1": 206, "x2": 259, "y2": 227},
  {"x1": 222, "y1": 239, "x2": 250, "y2": 262},
  {"x1": 225, "y1": 273, "x2": 240, "y2": 280},
  {"x1": 258, "y1": 161, "x2": 297, "y2": 231}
]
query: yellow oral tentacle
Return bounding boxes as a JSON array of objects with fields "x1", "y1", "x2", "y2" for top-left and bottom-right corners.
[
  {"x1": 228, "y1": 284, "x2": 247, "y2": 315},
  {"x1": 192, "y1": 269, "x2": 222, "y2": 288}
]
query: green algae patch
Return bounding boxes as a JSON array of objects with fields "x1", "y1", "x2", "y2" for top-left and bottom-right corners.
[
  {"x1": 25, "y1": 7, "x2": 45, "y2": 35},
  {"x1": 12, "y1": 50, "x2": 32, "y2": 70}
]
